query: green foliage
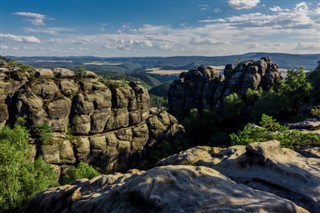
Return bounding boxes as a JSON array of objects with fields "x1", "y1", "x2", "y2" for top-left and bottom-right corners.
[
  {"x1": 230, "y1": 114, "x2": 320, "y2": 148},
  {"x1": 224, "y1": 93, "x2": 243, "y2": 119},
  {"x1": 144, "y1": 139, "x2": 189, "y2": 168},
  {"x1": 99, "y1": 77, "x2": 128, "y2": 89},
  {"x1": 209, "y1": 131, "x2": 230, "y2": 147},
  {"x1": 60, "y1": 162, "x2": 99, "y2": 185},
  {"x1": 36, "y1": 123, "x2": 53, "y2": 145},
  {"x1": 245, "y1": 88, "x2": 262, "y2": 104},
  {"x1": 182, "y1": 108, "x2": 223, "y2": 146},
  {"x1": 259, "y1": 114, "x2": 285, "y2": 131},
  {"x1": 147, "y1": 140, "x2": 173, "y2": 164},
  {"x1": 252, "y1": 68, "x2": 311, "y2": 123},
  {"x1": 7, "y1": 60, "x2": 33, "y2": 72},
  {"x1": 0, "y1": 121, "x2": 57, "y2": 212},
  {"x1": 252, "y1": 90, "x2": 290, "y2": 123},
  {"x1": 234, "y1": 57, "x2": 241, "y2": 66},
  {"x1": 150, "y1": 94, "x2": 167, "y2": 109},
  {"x1": 77, "y1": 65, "x2": 87, "y2": 78},
  {"x1": 91, "y1": 154, "x2": 110, "y2": 174},
  {"x1": 308, "y1": 64, "x2": 320, "y2": 101},
  {"x1": 281, "y1": 68, "x2": 312, "y2": 111},
  {"x1": 311, "y1": 106, "x2": 320, "y2": 119},
  {"x1": 66, "y1": 123, "x2": 75, "y2": 142}
]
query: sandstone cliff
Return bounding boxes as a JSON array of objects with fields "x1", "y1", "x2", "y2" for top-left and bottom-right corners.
[
  {"x1": 27, "y1": 141, "x2": 317, "y2": 212},
  {"x1": 168, "y1": 57, "x2": 282, "y2": 117},
  {"x1": 0, "y1": 61, "x2": 184, "y2": 177}
]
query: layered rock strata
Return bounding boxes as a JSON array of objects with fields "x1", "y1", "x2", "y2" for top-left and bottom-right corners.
[{"x1": 0, "y1": 66, "x2": 184, "y2": 176}]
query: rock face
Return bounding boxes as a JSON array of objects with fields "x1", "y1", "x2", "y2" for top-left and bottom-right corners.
[
  {"x1": 158, "y1": 141, "x2": 320, "y2": 212},
  {"x1": 27, "y1": 164, "x2": 307, "y2": 213},
  {"x1": 0, "y1": 63, "x2": 184, "y2": 176},
  {"x1": 168, "y1": 57, "x2": 282, "y2": 116},
  {"x1": 285, "y1": 118, "x2": 320, "y2": 130}
]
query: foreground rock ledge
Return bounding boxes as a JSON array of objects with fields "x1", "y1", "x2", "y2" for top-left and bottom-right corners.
[
  {"x1": 27, "y1": 165, "x2": 307, "y2": 213},
  {"x1": 158, "y1": 140, "x2": 320, "y2": 212}
]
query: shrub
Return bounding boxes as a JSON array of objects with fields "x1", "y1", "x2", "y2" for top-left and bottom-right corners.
[
  {"x1": 311, "y1": 106, "x2": 320, "y2": 119},
  {"x1": 60, "y1": 162, "x2": 99, "y2": 185},
  {"x1": 230, "y1": 114, "x2": 320, "y2": 148},
  {"x1": 0, "y1": 121, "x2": 57, "y2": 212}
]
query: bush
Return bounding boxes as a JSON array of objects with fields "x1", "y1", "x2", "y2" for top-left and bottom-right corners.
[
  {"x1": 60, "y1": 162, "x2": 99, "y2": 185},
  {"x1": 36, "y1": 123, "x2": 53, "y2": 145},
  {"x1": 0, "y1": 121, "x2": 57, "y2": 212},
  {"x1": 311, "y1": 105, "x2": 320, "y2": 119},
  {"x1": 230, "y1": 114, "x2": 320, "y2": 148}
]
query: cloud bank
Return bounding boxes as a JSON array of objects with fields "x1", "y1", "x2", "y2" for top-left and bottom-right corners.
[
  {"x1": 228, "y1": 0, "x2": 260, "y2": 10},
  {"x1": 13, "y1": 12, "x2": 49, "y2": 26}
]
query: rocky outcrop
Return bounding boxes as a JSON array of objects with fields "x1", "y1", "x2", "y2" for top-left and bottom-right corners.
[
  {"x1": 168, "y1": 57, "x2": 282, "y2": 117},
  {"x1": 27, "y1": 164, "x2": 307, "y2": 213},
  {"x1": 0, "y1": 62, "x2": 184, "y2": 177},
  {"x1": 285, "y1": 118, "x2": 320, "y2": 130},
  {"x1": 158, "y1": 141, "x2": 320, "y2": 212}
]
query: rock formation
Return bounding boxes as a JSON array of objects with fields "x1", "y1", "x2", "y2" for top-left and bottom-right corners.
[
  {"x1": 0, "y1": 60, "x2": 184, "y2": 177},
  {"x1": 168, "y1": 57, "x2": 282, "y2": 117},
  {"x1": 158, "y1": 141, "x2": 320, "y2": 212},
  {"x1": 27, "y1": 164, "x2": 308, "y2": 213}
]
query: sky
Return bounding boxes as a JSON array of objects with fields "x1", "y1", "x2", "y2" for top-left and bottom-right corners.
[{"x1": 0, "y1": 0, "x2": 319, "y2": 57}]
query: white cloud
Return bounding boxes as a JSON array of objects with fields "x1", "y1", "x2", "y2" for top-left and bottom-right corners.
[
  {"x1": 0, "y1": 33, "x2": 41, "y2": 43},
  {"x1": 207, "y1": 1, "x2": 319, "y2": 30},
  {"x1": 214, "y1": 8, "x2": 222, "y2": 13},
  {"x1": 13, "y1": 12, "x2": 50, "y2": 26},
  {"x1": 294, "y1": 2, "x2": 309, "y2": 13},
  {"x1": 24, "y1": 27, "x2": 74, "y2": 35},
  {"x1": 198, "y1": 4, "x2": 208, "y2": 11},
  {"x1": 228, "y1": 0, "x2": 260, "y2": 10},
  {"x1": 295, "y1": 42, "x2": 320, "y2": 51},
  {"x1": 269, "y1": 6, "x2": 290, "y2": 12},
  {"x1": 0, "y1": 45, "x2": 9, "y2": 50},
  {"x1": 198, "y1": 19, "x2": 225, "y2": 23},
  {"x1": 315, "y1": 3, "x2": 320, "y2": 14},
  {"x1": 6, "y1": 1, "x2": 319, "y2": 57}
]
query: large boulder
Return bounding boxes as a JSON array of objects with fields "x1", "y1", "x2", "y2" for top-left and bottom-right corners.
[{"x1": 27, "y1": 165, "x2": 307, "y2": 213}]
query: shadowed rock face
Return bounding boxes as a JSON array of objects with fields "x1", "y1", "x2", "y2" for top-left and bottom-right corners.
[
  {"x1": 26, "y1": 164, "x2": 307, "y2": 213},
  {"x1": 0, "y1": 66, "x2": 185, "y2": 177},
  {"x1": 168, "y1": 57, "x2": 282, "y2": 117},
  {"x1": 158, "y1": 141, "x2": 320, "y2": 212}
]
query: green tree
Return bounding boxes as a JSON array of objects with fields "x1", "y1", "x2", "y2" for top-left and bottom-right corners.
[
  {"x1": 224, "y1": 93, "x2": 243, "y2": 119},
  {"x1": 0, "y1": 121, "x2": 57, "y2": 212},
  {"x1": 60, "y1": 162, "x2": 99, "y2": 185},
  {"x1": 150, "y1": 94, "x2": 167, "y2": 109},
  {"x1": 281, "y1": 68, "x2": 312, "y2": 112},
  {"x1": 251, "y1": 90, "x2": 290, "y2": 123}
]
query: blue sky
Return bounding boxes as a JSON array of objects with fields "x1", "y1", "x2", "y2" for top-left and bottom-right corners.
[{"x1": 0, "y1": 0, "x2": 319, "y2": 56}]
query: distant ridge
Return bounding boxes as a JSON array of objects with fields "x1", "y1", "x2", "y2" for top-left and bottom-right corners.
[{"x1": 6, "y1": 52, "x2": 320, "y2": 70}]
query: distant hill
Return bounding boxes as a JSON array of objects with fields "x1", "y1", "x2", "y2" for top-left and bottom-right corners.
[{"x1": 8, "y1": 53, "x2": 320, "y2": 71}]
